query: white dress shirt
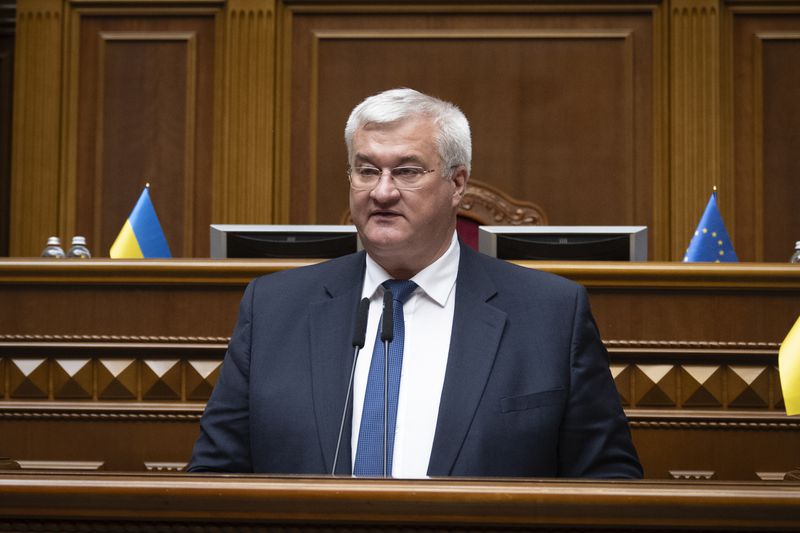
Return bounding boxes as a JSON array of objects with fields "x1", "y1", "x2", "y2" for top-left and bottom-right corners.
[{"x1": 351, "y1": 233, "x2": 460, "y2": 478}]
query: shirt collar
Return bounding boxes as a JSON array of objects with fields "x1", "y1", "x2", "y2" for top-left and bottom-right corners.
[{"x1": 362, "y1": 232, "x2": 460, "y2": 307}]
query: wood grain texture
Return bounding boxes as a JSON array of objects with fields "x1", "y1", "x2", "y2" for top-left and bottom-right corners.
[
  {"x1": 0, "y1": 2, "x2": 14, "y2": 256},
  {"x1": 10, "y1": 0, "x2": 63, "y2": 257},
  {"x1": 74, "y1": 13, "x2": 217, "y2": 258},
  {"x1": 0, "y1": 473, "x2": 799, "y2": 530},
  {"x1": 281, "y1": 3, "x2": 660, "y2": 254},
  {"x1": 729, "y1": 6, "x2": 800, "y2": 262}
]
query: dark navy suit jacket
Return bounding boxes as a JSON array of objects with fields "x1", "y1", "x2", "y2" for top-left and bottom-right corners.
[{"x1": 188, "y1": 244, "x2": 642, "y2": 478}]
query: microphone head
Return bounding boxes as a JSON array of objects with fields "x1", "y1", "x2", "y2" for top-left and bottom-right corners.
[
  {"x1": 381, "y1": 289, "x2": 394, "y2": 342},
  {"x1": 352, "y1": 297, "x2": 370, "y2": 348}
]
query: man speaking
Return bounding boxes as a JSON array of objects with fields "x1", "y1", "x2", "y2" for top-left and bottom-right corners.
[{"x1": 188, "y1": 88, "x2": 642, "y2": 478}]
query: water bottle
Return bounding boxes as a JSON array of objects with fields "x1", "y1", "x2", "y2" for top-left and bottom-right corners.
[
  {"x1": 791, "y1": 241, "x2": 800, "y2": 264},
  {"x1": 41, "y1": 236, "x2": 66, "y2": 258},
  {"x1": 66, "y1": 236, "x2": 92, "y2": 258}
]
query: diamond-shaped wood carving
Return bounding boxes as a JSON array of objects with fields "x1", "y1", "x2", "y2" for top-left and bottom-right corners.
[
  {"x1": 773, "y1": 366, "x2": 785, "y2": 410},
  {"x1": 680, "y1": 365, "x2": 722, "y2": 407},
  {"x1": 633, "y1": 364, "x2": 677, "y2": 407},
  {"x1": 727, "y1": 366, "x2": 769, "y2": 408},
  {"x1": 610, "y1": 364, "x2": 631, "y2": 406},
  {"x1": 53, "y1": 359, "x2": 93, "y2": 399},
  {"x1": 186, "y1": 361, "x2": 221, "y2": 400},
  {"x1": 9, "y1": 359, "x2": 48, "y2": 398},
  {"x1": 142, "y1": 360, "x2": 181, "y2": 400},
  {"x1": 97, "y1": 359, "x2": 137, "y2": 400}
]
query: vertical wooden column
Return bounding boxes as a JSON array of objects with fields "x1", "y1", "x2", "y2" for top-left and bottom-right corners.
[
  {"x1": 10, "y1": 0, "x2": 64, "y2": 257},
  {"x1": 669, "y1": 0, "x2": 730, "y2": 260},
  {"x1": 213, "y1": 0, "x2": 276, "y2": 225}
]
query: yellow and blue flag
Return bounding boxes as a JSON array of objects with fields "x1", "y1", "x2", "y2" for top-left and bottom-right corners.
[
  {"x1": 109, "y1": 186, "x2": 171, "y2": 258},
  {"x1": 683, "y1": 192, "x2": 738, "y2": 262},
  {"x1": 779, "y1": 316, "x2": 800, "y2": 416}
]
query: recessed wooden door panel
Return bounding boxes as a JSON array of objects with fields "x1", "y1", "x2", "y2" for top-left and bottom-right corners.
[
  {"x1": 283, "y1": 7, "x2": 659, "y2": 256},
  {"x1": 75, "y1": 15, "x2": 215, "y2": 257},
  {"x1": 731, "y1": 11, "x2": 800, "y2": 262}
]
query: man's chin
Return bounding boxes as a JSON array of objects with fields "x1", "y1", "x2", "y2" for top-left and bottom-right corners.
[{"x1": 359, "y1": 227, "x2": 409, "y2": 254}]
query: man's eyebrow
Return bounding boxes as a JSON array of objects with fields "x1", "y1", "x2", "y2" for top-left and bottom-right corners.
[
  {"x1": 353, "y1": 154, "x2": 425, "y2": 166},
  {"x1": 396, "y1": 155, "x2": 425, "y2": 166}
]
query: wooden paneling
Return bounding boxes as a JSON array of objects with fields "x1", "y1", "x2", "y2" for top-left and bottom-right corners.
[
  {"x1": 1, "y1": 259, "x2": 799, "y2": 477},
  {"x1": 9, "y1": 0, "x2": 278, "y2": 258},
  {"x1": 281, "y1": 4, "x2": 663, "y2": 256},
  {"x1": 0, "y1": 3, "x2": 14, "y2": 258},
  {"x1": 213, "y1": 0, "x2": 277, "y2": 227},
  {"x1": 729, "y1": 6, "x2": 800, "y2": 262},
  {"x1": 1, "y1": 474, "x2": 800, "y2": 532},
  {"x1": 9, "y1": 0, "x2": 63, "y2": 257},
  {"x1": 670, "y1": 0, "x2": 729, "y2": 261},
  {"x1": 73, "y1": 14, "x2": 216, "y2": 257}
]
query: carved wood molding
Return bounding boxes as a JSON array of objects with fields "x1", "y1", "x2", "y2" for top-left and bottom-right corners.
[
  {"x1": 0, "y1": 334, "x2": 230, "y2": 344},
  {"x1": 605, "y1": 339, "x2": 780, "y2": 350},
  {"x1": 0, "y1": 402, "x2": 204, "y2": 421},
  {"x1": 629, "y1": 419, "x2": 800, "y2": 431},
  {"x1": 628, "y1": 409, "x2": 800, "y2": 431},
  {"x1": 0, "y1": 334, "x2": 781, "y2": 351},
  {"x1": 458, "y1": 178, "x2": 548, "y2": 226}
]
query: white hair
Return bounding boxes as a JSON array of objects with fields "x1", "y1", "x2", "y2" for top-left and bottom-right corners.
[{"x1": 344, "y1": 88, "x2": 472, "y2": 175}]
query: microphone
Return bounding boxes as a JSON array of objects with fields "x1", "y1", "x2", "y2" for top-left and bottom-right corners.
[
  {"x1": 331, "y1": 297, "x2": 370, "y2": 476},
  {"x1": 381, "y1": 288, "x2": 394, "y2": 477}
]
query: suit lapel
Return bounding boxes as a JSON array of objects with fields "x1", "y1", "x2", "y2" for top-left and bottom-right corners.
[
  {"x1": 309, "y1": 253, "x2": 366, "y2": 475},
  {"x1": 427, "y1": 246, "x2": 507, "y2": 476}
]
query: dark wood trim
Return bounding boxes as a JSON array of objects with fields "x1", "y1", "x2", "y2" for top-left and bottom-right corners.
[
  {"x1": 0, "y1": 473, "x2": 798, "y2": 530},
  {"x1": 2, "y1": 258, "x2": 799, "y2": 288}
]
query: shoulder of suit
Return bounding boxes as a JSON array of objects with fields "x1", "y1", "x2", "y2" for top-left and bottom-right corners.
[
  {"x1": 249, "y1": 251, "x2": 366, "y2": 289},
  {"x1": 464, "y1": 245, "x2": 582, "y2": 294}
]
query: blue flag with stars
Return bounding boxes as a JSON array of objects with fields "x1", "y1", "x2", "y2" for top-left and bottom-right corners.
[{"x1": 683, "y1": 192, "x2": 738, "y2": 262}]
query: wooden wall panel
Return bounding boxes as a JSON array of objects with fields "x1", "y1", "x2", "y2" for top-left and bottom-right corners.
[
  {"x1": 73, "y1": 15, "x2": 216, "y2": 257},
  {"x1": 281, "y1": 5, "x2": 664, "y2": 257},
  {"x1": 670, "y1": 0, "x2": 729, "y2": 261},
  {"x1": 0, "y1": 3, "x2": 14, "y2": 257},
  {"x1": 9, "y1": 0, "x2": 62, "y2": 257},
  {"x1": 730, "y1": 7, "x2": 800, "y2": 262},
  {"x1": 213, "y1": 0, "x2": 277, "y2": 227}
]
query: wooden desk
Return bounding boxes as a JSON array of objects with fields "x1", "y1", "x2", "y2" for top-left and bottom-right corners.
[
  {"x1": 1, "y1": 472, "x2": 800, "y2": 531},
  {"x1": 1, "y1": 259, "x2": 799, "y2": 478}
]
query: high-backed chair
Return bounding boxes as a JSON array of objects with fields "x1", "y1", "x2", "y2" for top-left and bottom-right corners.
[{"x1": 340, "y1": 178, "x2": 548, "y2": 250}]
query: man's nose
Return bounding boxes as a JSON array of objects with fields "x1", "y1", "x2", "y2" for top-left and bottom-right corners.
[{"x1": 370, "y1": 171, "x2": 400, "y2": 198}]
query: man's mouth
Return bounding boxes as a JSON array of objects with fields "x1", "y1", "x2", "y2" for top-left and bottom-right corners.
[{"x1": 369, "y1": 210, "x2": 402, "y2": 219}]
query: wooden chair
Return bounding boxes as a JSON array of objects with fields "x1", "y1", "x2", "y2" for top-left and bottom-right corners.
[{"x1": 340, "y1": 178, "x2": 548, "y2": 250}]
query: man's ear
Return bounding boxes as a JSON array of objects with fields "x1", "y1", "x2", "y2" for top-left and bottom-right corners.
[{"x1": 451, "y1": 166, "x2": 468, "y2": 206}]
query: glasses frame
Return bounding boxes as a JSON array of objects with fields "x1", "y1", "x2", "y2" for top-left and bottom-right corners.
[{"x1": 347, "y1": 165, "x2": 438, "y2": 191}]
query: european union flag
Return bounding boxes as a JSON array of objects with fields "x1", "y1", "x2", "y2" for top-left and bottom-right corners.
[
  {"x1": 109, "y1": 185, "x2": 172, "y2": 258},
  {"x1": 683, "y1": 192, "x2": 738, "y2": 262}
]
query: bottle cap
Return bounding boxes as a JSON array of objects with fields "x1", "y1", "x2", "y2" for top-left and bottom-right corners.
[
  {"x1": 71, "y1": 236, "x2": 87, "y2": 245},
  {"x1": 46, "y1": 236, "x2": 61, "y2": 245}
]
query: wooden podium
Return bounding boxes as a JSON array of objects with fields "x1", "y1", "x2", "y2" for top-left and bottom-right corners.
[
  {"x1": 1, "y1": 472, "x2": 799, "y2": 531},
  {"x1": 1, "y1": 259, "x2": 799, "y2": 479}
]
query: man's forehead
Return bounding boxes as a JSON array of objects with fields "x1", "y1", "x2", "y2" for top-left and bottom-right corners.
[{"x1": 359, "y1": 114, "x2": 435, "y2": 133}]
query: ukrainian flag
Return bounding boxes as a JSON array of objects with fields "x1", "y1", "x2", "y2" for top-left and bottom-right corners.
[
  {"x1": 780, "y1": 316, "x2": 800, "y2": 416},
  {"x1": 109, "y1": 186, "x2": 171, "y2": 258}
]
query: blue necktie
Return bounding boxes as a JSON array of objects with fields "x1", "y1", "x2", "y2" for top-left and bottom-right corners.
[{"x1": 353, "y1": 279, "x2": 418, "y2": 477}]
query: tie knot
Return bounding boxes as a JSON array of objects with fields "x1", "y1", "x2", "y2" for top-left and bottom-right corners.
[{"x1": 382, "y1": 279, "x2": 417, "y2": 305}]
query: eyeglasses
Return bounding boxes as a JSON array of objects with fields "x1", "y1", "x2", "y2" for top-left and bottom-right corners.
[{"x1": 348, "y1": 165, "x2": 437, "y2": 191}]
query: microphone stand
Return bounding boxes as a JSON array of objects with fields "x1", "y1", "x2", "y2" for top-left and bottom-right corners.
[{"x1": 331, "y1": 298, "x2": 369, "y2": 476}]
